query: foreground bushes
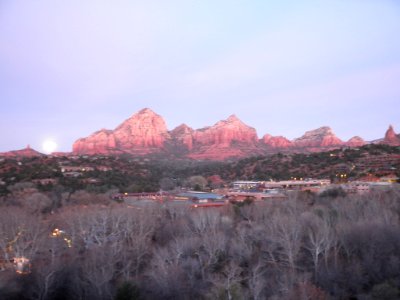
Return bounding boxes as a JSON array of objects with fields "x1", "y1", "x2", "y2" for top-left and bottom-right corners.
[{"x1": 1, "y1": 189, "x2": 400, "y2": 299}]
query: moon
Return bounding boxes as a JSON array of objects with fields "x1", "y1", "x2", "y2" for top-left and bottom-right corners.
[{"x1": 42, "y1": 139, "x2": 58, "y2": 154}]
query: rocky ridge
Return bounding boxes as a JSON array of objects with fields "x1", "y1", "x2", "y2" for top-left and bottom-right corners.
[
  {"x1": 2, "y1": 109, "x2": 396, "y2": 160},
  {"x1": 261, "y1": 134, "x2": 293, "y2": 149},
  {"x1": 293, "y1": 126, "x2": 343, "y2": 149},
  {"x1": 0, "y1": 145, "x2": 44, "y2": 158},
  {"x1": 70, "y1": 109, "x2": 399, "y2": 160},
  {"x1": 73, "y1": 109, "x2": 170, "y2": 155},
  {"x1": 346, "y1": 136, "x2": 366, "y2": 147},
  {"x1": 382, "y1": 125, "x2": 400, "y2": 146}
]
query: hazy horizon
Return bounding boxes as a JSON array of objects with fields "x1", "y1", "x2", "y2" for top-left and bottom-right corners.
[{"x1": 1, "y1": 0, "x2": 399, "y2": 152}]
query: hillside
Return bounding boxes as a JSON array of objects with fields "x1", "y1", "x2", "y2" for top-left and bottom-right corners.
[{"x1": 0, "y1": 144, "x2": 398, "y2": 197}]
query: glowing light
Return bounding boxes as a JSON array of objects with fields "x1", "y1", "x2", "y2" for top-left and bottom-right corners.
[
  {"x1": 50, "y1": 228, "x2": 64, "y2": 237},
  {"x1": 42, "y1": 139, "x2": 57, "y2": 154},
  {"x1": 14, "y1": 257, "x2": 31, "y2": 274},
  {"x1": 50, "y1": 228, "x2": 72, "y2": 247},
  {"x1": 63, "y1": 237, "x2": 72, "y2": 248}
]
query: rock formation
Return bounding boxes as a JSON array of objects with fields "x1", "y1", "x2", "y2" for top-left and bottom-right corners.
[
  {"x1": 382, "y1": 125, "x2": 400, "y2": 146},
  {"x1": 261, "y1": 134, "x2": 293, "y2": 148},
  {"x1": 3, "y1": 111, "x2": 397, "y2": 160},
  {"x1": 192, "y1": 115, "x2": 258, "y2": 146},
  {"x1": 73, "y1": 111, "x2": 261, "y2": 159},
  {"x1": 73, "y1": 108, "x2": 170, "y2": 155},
  {"x1": 0, "y1": 145, "x2": 44, "y2": 158},
  {"x1": 69, "y1": 108, "x2": 399, "y2": 160},
  {"x1": 293, "y1": 127, "x2": 343, "y2": 149},
  {"x1": 73, "y1": 129, "x2": 117, "y2": 155},
  {"x1": 346, "y1": 136, "x2": 366, "y2": 147},
  {"x1": 188, "y1": 115, "x2": 260, "y2": 160},
  {"x1": 170, "y1": 124, "x2": 194, "y2": 150}
]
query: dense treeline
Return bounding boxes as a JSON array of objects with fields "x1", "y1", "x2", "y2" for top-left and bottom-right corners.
[
  {"x1": 1, "y1": 188, "x2": 400, "y2": 299},
  {"x1": 221, "y1": 144, "x2": 400, "y2": 181},
  {"x1": 1, "y1": 144, "x2": 399, "y2": 197}
]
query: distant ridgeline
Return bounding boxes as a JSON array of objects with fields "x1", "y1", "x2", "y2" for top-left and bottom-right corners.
[
  {"x1": 71, "y1": 108, "x2": 400, "y2": 160},
  {"x1": 1, "y1": 108, "x2": 399, "y2": 160}
]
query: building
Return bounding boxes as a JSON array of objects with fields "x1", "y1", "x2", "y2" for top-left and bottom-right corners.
[
  {"x1": 232, "y1": 181, "x2": 263, "y2": 191},
  {"x1": 227, "y1": 190, "x2": 286, "y2": 201},
  {"x1": 343, "y1": 182, "x2": 371, "y2": 194},
  {"x1": 60, "y1": 166, "x2": 94, "y2": 172}
]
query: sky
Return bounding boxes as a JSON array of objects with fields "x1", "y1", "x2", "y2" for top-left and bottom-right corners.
[{"x1": 1, "y1": 0, "x2": 399, "y2": 152}]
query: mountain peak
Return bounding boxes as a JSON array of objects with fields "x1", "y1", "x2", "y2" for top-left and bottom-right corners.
[
  {"x1": 312, "y1": 126, "x2": 333, "y2": 134},
  {"x1": 302, "y1": 126, "x2": 334, "y2": 136},
  {"x1": 70, "y1": 107, "x2": 394, "y2": 159},
  {"x1": 294, "y1": 126, "x2": 342, "y2": 148},
  {"x1": 138, "y1": 107, "x2": 156, "y2": 114},
  {"x1": 346, "y1": 136, "x2": 366, "y2": 147},
  {"x1": 261, "y1": 134, "x2": 292, "y2": 148},
  {"x1": 170, "y1": 124, "x2": 194, "y2": 150},
  {"x1": 122, "y1": 108, "x2": 165, "y2": 125},
  {"x1": 383, "y1": 125, "x2": 400, "y2": 146},
  {"x1": 127, "y1": 108, "x2": 161, "y2": 120},
  {"x1": 187, "y1": 114, "x2": 259, "y2": 159},
  {"x1": 385, "y1": 125, "x2": 396, "y2": 139},
  {"x1": 171, "y1": 123, "x2": 194, "y2": 134},
  {"x1": 0, "y1": 146, "x2": 44, "y2": 158},
  {"x1": 73, "y1": 108, "x2": 170, "y2": 154},
  {"x1": 226, "y1": 114, "x2": 240, "y2": 122}
]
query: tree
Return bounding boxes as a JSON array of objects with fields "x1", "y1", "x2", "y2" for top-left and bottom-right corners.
[
  {"x1": 159, "y1": 177, "x2": 176, "y2": 191},
  {"x1": 208, "y1": 261, "x2": 244, "y2": 300},
  {"x1": 186, "y1": 176, "x2": 207, "y2": 191},
  {"x1": 302, "y1": 211, "x2": 336, "y2": 280},
  {"x1": 115, "y1": 282, "x2": 141, "y2": 300}
]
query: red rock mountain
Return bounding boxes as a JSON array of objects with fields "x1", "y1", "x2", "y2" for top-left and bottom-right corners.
[
  {"x1": 187, "y1": 115, "x2": 260, "y2": 160},
  {"x1": 382, "y1": 125, "x2": 400, "y2": 146},
  {"x1": 346, "y1": 136, "x2": 366, "y2": 147},
  {"x1": 170, "y1": 124, "x2": 194, "y2": 150},
  {"x1": 70, "y1": 108, "x2": 397, "y2": 160},
  {"x1": 0, "y1": 145, "x2": 44, "y2": 158},
  {"x1": 261, "y1": 134, "x2": 293, "y2": 148},
  {"x1": 73, "y1": 110, "x2": 261, "y2": 159},
  {"x1": 293, "y1": 127, "x2": 343, "y2": 149},
  {"x1": 192, "y1": 115, "x2": 258, "y2": 146},
  {"x1": 73, "y1": 108, "x2": 170, "y2": 155},
  {"x1": 1, "y1": 110, "x2": 394, "y2": 160}
]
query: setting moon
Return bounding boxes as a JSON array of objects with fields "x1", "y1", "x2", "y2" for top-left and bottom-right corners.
[{"x1": 42, "y1": 139, "x2": 57, "y2": 154}]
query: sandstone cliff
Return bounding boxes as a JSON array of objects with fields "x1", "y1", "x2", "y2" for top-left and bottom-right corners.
[
  {"x1": 70, "y1": 108, "x2": 398, "y2": 160},
  {"x1": 346, "y1": 136, "x2": 366, "y2": 147},
  {"x1": 170, "y1": 124, "x2": 194, "y2": 150},
  {"x1": 293, "y1": 126, "x2": 343, "y2": 149},
  {"x1": 261, "y1": 134, "x2": 293, "y2": 148},
  {"x1": 382, "y1": 125, "x2": 400, "y2": 146},
  {"x1": 187, "y1": 115, "x2": 260, "y2": 160},
  {"x1": 73, "y1": 108, "x2": 170, "y2": 155}
]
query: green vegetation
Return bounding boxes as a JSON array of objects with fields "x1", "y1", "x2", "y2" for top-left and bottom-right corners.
[{"x1": 0, "y1": 144, "x2": 398, "y2": 200}]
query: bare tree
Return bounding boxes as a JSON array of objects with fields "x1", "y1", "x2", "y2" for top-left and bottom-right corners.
[
  {"x1": 0, "y1": 207, "x2": 46, "y2": 266},
  {"x1": 247, "y1": 259, "x2": 268, "y2": 300},
  {"x1": 208, "y1": 261, "x2": 244, "y2": 300},
  {"x1": 118, "y1": 206, "x2": 158, "y2": 279},
  {"x1": 301, "y1": 210, "x2": 336, "y2": 279}
]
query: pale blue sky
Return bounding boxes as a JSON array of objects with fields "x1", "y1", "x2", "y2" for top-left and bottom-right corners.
[{"x1": 1, "y1": 0, "x2": 399, "y2": 152}]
